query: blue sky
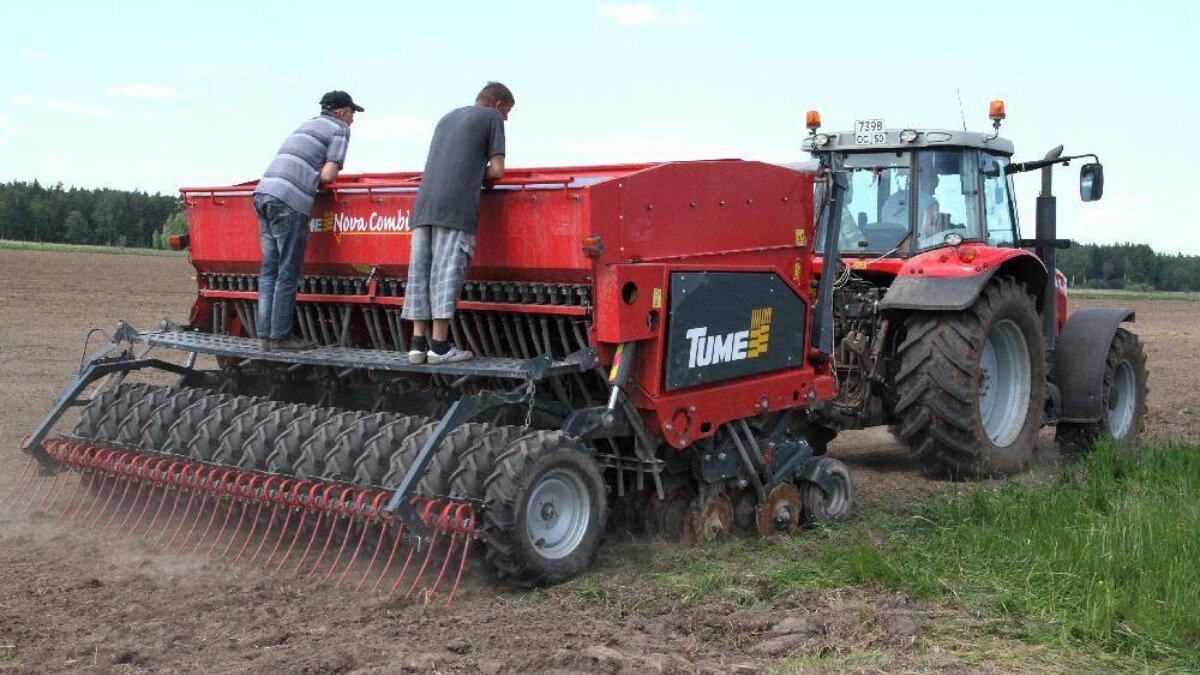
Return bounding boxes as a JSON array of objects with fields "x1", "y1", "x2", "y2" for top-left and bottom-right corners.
[{"x1": 2, "y1": 1, "x2": 1198, "y2": 253}]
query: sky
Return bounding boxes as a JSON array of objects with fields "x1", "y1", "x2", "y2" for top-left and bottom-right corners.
[{"x1": 2, "y1": 1, "x2": 1198, "y2": 253}]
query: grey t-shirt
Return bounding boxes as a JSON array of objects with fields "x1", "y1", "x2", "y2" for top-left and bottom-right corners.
[
  {"x1": 411, "y1": 106, "x2": 506, "y2": 234},
  {"x1": 254, "y1": 112, "x2": 350, "y2": 215}
]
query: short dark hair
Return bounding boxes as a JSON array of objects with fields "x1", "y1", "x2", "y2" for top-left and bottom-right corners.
[{"x1": 476, "y1": 81, "x2": 514, "y2": 107}]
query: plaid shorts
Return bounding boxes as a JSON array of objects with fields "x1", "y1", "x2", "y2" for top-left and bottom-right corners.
[{"x1": 401, "y1": 225, "x2": 475, "y2": 321}]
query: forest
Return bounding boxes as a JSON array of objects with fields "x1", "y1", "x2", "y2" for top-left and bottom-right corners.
[{"x1": 1, "y1": 179, "x2": 1198, "y2": 289}]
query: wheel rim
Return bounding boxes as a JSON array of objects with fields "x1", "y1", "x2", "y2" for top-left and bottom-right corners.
[
  {"x1": 525, "y1": 468, "x2": 591, "y2": 560},
  {"x1": 978, "y1": 319, "x2": 1032, "y2": 447},
  {"x1": 822, "y1": 475, "x2": 849, "y2": 517},
  {"x1": 1107, "y1": 359, "x2": 1137, "y2": 438}
]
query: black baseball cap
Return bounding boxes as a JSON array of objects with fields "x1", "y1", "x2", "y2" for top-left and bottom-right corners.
[{"x1": 320, "y1": 90, "x2": 364, "y2": 112}]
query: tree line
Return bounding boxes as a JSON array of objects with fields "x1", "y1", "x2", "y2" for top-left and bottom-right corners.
[
  {"x1": 1057, "y1": 242, "x2": 1200, "y2": 292},
  {"x1": 0, "y1": 180, "x2": 183, "y2": 249}
]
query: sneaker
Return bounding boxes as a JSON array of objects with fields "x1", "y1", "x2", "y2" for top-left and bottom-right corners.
[
  {"x1": 408, "y1": 336, "x2": 429, "y2": 364},
  {"x1": 426, "y1": 345, "x2": 474, "y2": 364},
  {"x1": 259, "y1": 338, "x2": 272, "y2": 352},
  {"x1": 270, "y1": 336, "x2": 318, "y2": 351}
]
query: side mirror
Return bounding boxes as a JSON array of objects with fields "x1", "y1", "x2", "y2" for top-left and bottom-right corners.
[{"x1": 1080, "y1": 162, "x2": 1104, "y2": 202}]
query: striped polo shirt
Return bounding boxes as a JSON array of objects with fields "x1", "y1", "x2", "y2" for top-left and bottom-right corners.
[{"x1": 254, "y1": 112, "x2": 350, "y2": 215}]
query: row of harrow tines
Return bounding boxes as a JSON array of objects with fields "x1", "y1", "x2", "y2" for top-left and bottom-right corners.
[{"x1": 6, "y1": 382, "x2": 531, "y2": 605}]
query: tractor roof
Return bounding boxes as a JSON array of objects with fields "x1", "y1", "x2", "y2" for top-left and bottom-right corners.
[{"x1": 803, "y1": 128, "x2": 1014, "y2": 156}]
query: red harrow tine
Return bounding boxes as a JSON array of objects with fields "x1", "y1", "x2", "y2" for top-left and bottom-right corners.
[
  {"x1": 101, "y1": 455, "x2": 152, "y2": 532},
  {"x1": 262, "y1": 481, "x2": 310, "y2": 568},
  {"x1": 321, "y1": 489, "x2": 372, "y2": 584},
  {"x1": 231, "y1": 476, "x2": 279, "y2": 564},
  {"x1": 2, "y1": 454, "x2": 36, "y2": 511},
  {"x1": 392, "y1": 500, "x2": 444, "y2": 599},
  {"x1": 147, "y1": 462, "x2": 191, "y2": 544},
  {"x1": 30, "y1": 466, "x2": 65, "y2": 513},
  {"x1": 430, "y1": 502, "x2": 478, "y2": 605},
  {"x1": 219, "y1": 474, "x2": 262, "y2": 558},
  {"x1": 247, "y1": 478, "x2": 295, "y2": 566},
  {"x1": 58, "y1": 445, "x2": 94, "y2": 519},
  {"x1": 277, "y1": 484, "x2": 326, "y2": 572},
  {"x1": 122, "y1": 457, "x2": 169, "y2": 537},
  {"x1": 337, "y1": 492, "x2": 390, "y2": 589},
  {"x1": 74, "y1": 448, "x2": 116, "y2": 525},
  {"x1": 373, "y1": 519, "x2": 411, "y2": 593},
  {"x1": 293, "y1": 485, "x2": 338, "y2": 575},
  {"x1": 206, "y1": 472, "x2": 251, "y2": 557},
  {"x1": 85, "y1": 452, "x2": 134, "y2": 529},
  {"x1": 189, "y1": 469, "x2": 238, "y2": 554},
  {"x1": 306, "y1": 486, "x2": 357, "y2": 579},
  {"x1": 163, "y1": 465, "x2": 211, "y2": 549}
]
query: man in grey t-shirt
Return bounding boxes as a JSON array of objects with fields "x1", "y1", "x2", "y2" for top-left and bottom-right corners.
[
  {"x1": 402, "y1": 82, "x2": 512, "y2": 364},
  {"x1": 253, "y1": 90, "x2": 362, "y2": 351}
]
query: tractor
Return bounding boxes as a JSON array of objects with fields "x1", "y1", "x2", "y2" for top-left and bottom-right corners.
[{"x1": 802, "y1": 101, "x2": 1149, "y2": 477}]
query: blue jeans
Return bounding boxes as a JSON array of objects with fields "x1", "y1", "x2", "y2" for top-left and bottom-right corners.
[{"x1": 253, "y1": 194, "x2": 310, "y2": 340}]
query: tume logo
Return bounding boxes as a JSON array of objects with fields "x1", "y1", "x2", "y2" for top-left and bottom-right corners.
[{"x1": 685, "y1": 307, "x2": 772, "y2": 369}]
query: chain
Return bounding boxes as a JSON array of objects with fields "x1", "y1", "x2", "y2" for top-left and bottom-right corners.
[{"x1": 523, "y1": 380, "x2": 536, "y2": 428}]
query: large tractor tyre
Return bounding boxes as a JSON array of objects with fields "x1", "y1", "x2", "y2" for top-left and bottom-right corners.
[
  {"x1": 894, "y1": 277, "x2": 1047, "y2": 478},
  {"x1": 114, "y1": 387, "x2": 173, "y2": 446},
  {"x1": 349, "y1": 416, "x2": 428, "y2": 486},
  {"x1": 186, "y1": 396, "x2": 261, "y2": 462},
  {"x1": 210, "y1": 400, "x2": 286, "y2": 466},
  {"x1": 238, "y1": 404, "x2": 309, "y2": 472},
  {"x1": 1056, "y1": 328, "x2": 1148, "y2": 454},
  {"x1": 291, "y1": 410, "x2": 367, "y2": 479},
  {"x1": 72, "y1": 382, "x2": 137, "y2": 439},
  {"x1": 263, "y1": 407, "x2": 338, "y2": 476},
  {"x1": 799, "y1": 457, "x2": 853, "y2": 525},
  {"x1": 137, "y1": 388, "x2": 211, "y2": 453},
  {"x1": 483, "y1": 431, "x2": 607, "y2": 588},
  {"x1": 160, "y1": 395, "x2": 228, "y2": 457},
  {"x1": 91, "y1": 384, "x2": 154, "y2": 444},
  {"x1": 319, "y1": 412, "x2": 394, "y2": 482},
  {"x1": 447, "y1": 426, "x2": 521, "y2": 501}
]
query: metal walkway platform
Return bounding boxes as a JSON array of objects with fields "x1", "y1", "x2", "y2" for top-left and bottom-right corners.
[{"x1": 138, "y1": 330, "x2": 595, "y2": 381}]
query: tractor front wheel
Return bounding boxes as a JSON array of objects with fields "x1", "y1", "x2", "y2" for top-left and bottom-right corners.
[
  {"x1": 1056, "y1": 327, "x2": 1148, "y2": 454},
  {"x1": 894, "y1": 277, "x2": 1047, "y2": 478}
]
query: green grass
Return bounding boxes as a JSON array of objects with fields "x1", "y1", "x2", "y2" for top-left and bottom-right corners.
[
  {"x1": 652, "y1": 443, "x2": 1200, "y2": 669},
  {"x1": 0, "y1": 239, "x2": 185, "y2": 257},
  {"x1": 1070, "y1": 288, "x2": 1200, "y2": 302}
]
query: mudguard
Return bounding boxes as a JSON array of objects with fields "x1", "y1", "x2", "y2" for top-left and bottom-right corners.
[
  {"x1": 878, "y1": 274, "x2": 992, "y2": 311},
  {"x1": 878, "y1": 248, "x2": 1047, "y2": 312},
  {"x1": 1053, "y1": 308, "x2": 1136, "y2": 423}
]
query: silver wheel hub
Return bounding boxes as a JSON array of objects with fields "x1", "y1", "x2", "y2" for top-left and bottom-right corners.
[
  {"x1": 978, "y1": 319, "x2": 1032, "y2": 447},
  {"x1": 525, "y1": 469, "x2": 590, "y2": 560},
  {"x1": 1107, "y1": 359, "x2": 1137, "y2": 439}
]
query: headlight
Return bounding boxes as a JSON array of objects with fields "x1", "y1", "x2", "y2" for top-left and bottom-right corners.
[
  {"x1": 814, "y1": 133, "x2": 831, "y2": 147},
  {"x1": 943, "y1": 232, "x2": 964, "y2": 246},
  {"x1": 899, "y1": 129, "x2": 918, "y2": 143}
]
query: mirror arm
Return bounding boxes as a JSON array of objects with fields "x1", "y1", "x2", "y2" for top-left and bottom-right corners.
[{"x1": 1006, "y1": 153, "x2": 1099, "y2": 175}]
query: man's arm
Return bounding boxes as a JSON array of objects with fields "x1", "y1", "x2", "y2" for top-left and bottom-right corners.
[
  {"x1": 485, "y1": 154, "x2": 505, "y2": 182},
  {"x1": 319, "y1": 161, "x2": 341, "y2": 185}
]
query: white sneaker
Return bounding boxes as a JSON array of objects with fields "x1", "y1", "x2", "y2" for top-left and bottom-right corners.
[
  {"x1": 407, "y1": 348, "x2": 427, "y2": 365},
  {"x1": 426, "y1": 345, "x2": 474, "y2": 364}
]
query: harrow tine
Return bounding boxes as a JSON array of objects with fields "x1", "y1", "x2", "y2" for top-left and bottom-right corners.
[
  {"x1": 100, "y1": 456, "x2": 150, "y2": 532},
  {"x1": 431, "y1": 503, "x2": 478, "y2": 604},
  {"x1": 61, "y1": 448, "x2": 95, "y2": 519},
  {"x1": 322, "y1": 490, "x2": 371, "y2": 584},
  {"x1": 293, "y1": 485, "x2": 337, "y2": 575},
  {"x1": 219, "y1": 475, "x2": 262, "y2": 558},
  {"x1": 356, "y1": 519, "x2": 392, "y2": 592},
  {"x1": 85, "y1": 452, "x2": 131, "y2": 528},
  {"x1": 278, "y1": 484, "x2": 325, "y2": 572},
  {"x1": 141, "y1": 461, "x2": 183, "y2": 538},
  {"x1": 41, "y1": 467, "x2": 76, "y2": 513},
  {"x1": 192, "y1": 469, "x2": 238, "y2": 555},
  {"x1": 392, "y1": 501, "x2": 443, "y2": 598},
  {"x1": 263, "y1": 481, "x2": 307, "y2": 569},
  {"x1": 373, "y1": 520, "x2": 408, "y2": 593},
  {"x1": 206, "y1": 473, "x2": 250, "y2": 558},
  {"x1": 124, "y1": 459, "x2": 169, "y2": 537},
  {"x1": 232, "y1": 477, "x2": 278, "y2": 564},
  {"x1": 74, "y1": 449, "x2": 114, "y2": 525},
  {"x1": 148, "y1": 463, "x2": 191, "y2": 544},
  {"x1": 162, "y1": 468, "x2": 206, "y2": 549},
  {"x1": 338, "y1": 493, "x2": 389, "y2": 589},
  {"x1": 0, "y1": 457, "x2": 36, "y2": 511},
  {"x1": 307, "y1": 487, "x2": 356, "y2": 578},
  {"x1": 29, "y1": 471, "x2": 63, "y2": 513},
  {"x1": 247, "y1": 479, "x2": 292, "y2": 566}
]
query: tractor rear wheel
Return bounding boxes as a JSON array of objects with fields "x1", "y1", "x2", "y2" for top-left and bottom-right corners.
[
  {"x1": 483, "y1": 431, "x2": 607, "y2": 588},
  {"x1": 1056, "y1": 327, "x2": 1148, "y2": 454},
  {"x1": 894, "y1": 277, "x2": 1046, "y2": 477}
]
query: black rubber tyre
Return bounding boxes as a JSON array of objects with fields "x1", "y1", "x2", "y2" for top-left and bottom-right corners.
[
  {"x1": 482, "y1": 431, "x2": 607, "y2": 588},
  {"x1": 292, "y1": 410, "x2": 366, "y2": 479},
  {"x1": 186, "y1": 396, "x2": 260, "y2": 462},
  {"x1": 379, "y1": 421, "x2": 438, "y2": 488},
  {"x1": 137, "y1": 388, "x2": 211, "y2": 453},
  {"x1": 263, "y1": 407, "x2": 338, "y2": 475},
  {"x1": 161, "y1": 394, "x2": 229, "y2": 457},
  {"x1": 377, "y1": 421, "x2": 483, "y2": 497},
  {"x1": 72, "y1": 382, "x2": 134, "y2": 439},
  {"x1": 1056, "y1": 327, "x2": 1149, "y2": 454},
  {"x1": 91, "y1": 383, "x2": 154, "y2": 444},
  {"x1": 349, "y1": 416, "x2": 427, "y2": 486},
  {"x1": 447, "y1": 426, "x2": 521, "y2": 500},
  {"x1": 894, "y1": 277, "x2": 1047, "y2": 478},
  {"x1": 211, "y1": 400, "x2": 285, "y2": 466},
  {"x1": 238, "y1": 403, "x2": 309, "y2": 471},
  {"x1": 799, "y1": 457, "x2": 853, "y2": 524},
  {"x1": 319, "y1": 412, "x2": 394, "y2": 482},
  {"x1": 114, "y1": 387, "x2": 172, "y2": 446}
]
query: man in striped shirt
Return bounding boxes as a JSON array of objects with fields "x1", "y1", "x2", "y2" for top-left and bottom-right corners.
[{"x1": 253, "y1": 90, "x2": 363, "y2": 351}]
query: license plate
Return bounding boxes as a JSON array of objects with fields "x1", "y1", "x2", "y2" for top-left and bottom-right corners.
[{"x1": 854, "y1": 119, "x2": 886, "y2": 145}]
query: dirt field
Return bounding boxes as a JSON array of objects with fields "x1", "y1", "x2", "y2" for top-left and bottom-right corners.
[{"x1": 1, "y1": 248, "x2": 1196, "y2": 673}]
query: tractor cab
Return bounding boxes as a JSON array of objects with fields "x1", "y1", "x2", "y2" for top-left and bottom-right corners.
[{"x1": 803, "y1": 125, "x2": 1019, "y2": 258}]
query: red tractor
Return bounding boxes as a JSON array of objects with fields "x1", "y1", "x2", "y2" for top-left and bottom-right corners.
[{"x1": 802, "y1": 102, "x2": 1149, "y2": 476}]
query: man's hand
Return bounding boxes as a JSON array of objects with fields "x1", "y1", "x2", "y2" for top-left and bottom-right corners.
[
  {"x1": 319, "y1": 161, "x2": 341, "y2": 185},
  {"x1": 485, "y1": 154, "x2": 505, "y2": 183}
]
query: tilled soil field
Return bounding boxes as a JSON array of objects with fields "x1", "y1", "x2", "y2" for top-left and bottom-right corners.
[{"x1": 1, "y1": 248, "x2": 1196, "y2": 673}]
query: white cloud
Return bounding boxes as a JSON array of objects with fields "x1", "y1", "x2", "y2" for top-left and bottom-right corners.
[
  {"x1": 188, "y1": 65, "x2": 223, "y2": 78},
  {"x1": 10, "y1": 94, "x2": 115, "y2": 119},
  {"x1": 596, "y1": 3, "x2": 701, "y2": 26},
  {"x1": 353, "y1": 115, "x2": 430, "y2": 140},
  {"x1": 18, "y1": 49, "x2": 48, "y2": 61},
  {"x1": 105, "y1": 83, "x2": 179, "y2": 100}
]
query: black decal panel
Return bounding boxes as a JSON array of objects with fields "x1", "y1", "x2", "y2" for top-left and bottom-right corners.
[{"x1": 665, "y1": 272, "x2": 806, "y2": 391}]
